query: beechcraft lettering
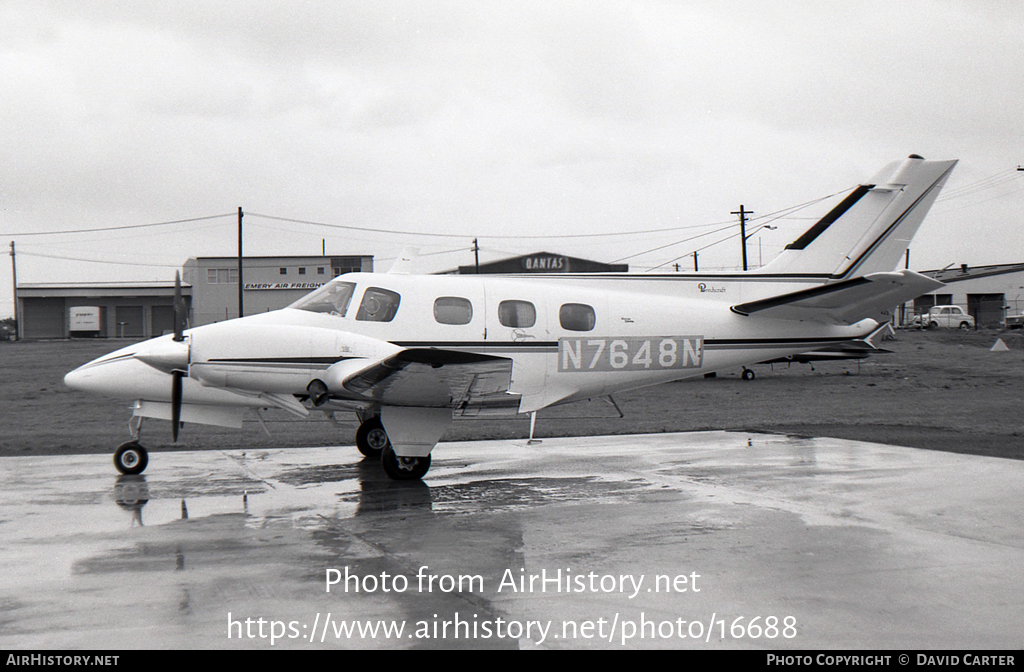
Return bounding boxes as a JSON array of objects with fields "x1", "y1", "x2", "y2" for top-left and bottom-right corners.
[
  {"x1": 697, "y1": 283, "x2": 726, "y2": 294},
  {"x1": 64, "y1": 155, "x2": 957, "y2": 481}
]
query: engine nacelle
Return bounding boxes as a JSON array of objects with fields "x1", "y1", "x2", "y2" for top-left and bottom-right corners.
[{"x1": 188, "y1": 323, "x2": 400, "y2": 395}]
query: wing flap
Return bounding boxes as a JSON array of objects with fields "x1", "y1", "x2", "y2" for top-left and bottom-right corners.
[
  {"x1": 732, "y1": 270, "x2": 944, "y2": 324},
  {"x1": 340, "y1": 348, "x2": 514, "y2": 409}
]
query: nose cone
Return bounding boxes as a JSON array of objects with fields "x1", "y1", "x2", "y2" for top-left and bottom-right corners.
[
  {"x1": 63, "y1": 355, "x2": 129, "y2": 395},
  {"x1": 63, "y1": 366, "x2": 88, "y2": 391},
  {"x1": 63, "y1": 342, "x2": 151, "y2": 397}
]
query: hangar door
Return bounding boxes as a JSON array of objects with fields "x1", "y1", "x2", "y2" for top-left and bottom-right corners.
[
  {"x1": 968, "y1": 294, "x2": 1004, "y2": 328},
  {"x1": 115, "y1": 306, "x2": 144, "y2": 338},
  {"x1": 913, "y1": 294, "x2": 952, "y2": 316},
  {"x1": 151, "y1": 305, "x2": 174, "y2": 336},
  {"x1": 22, "y1": 298, "x2": 64, "y2": 339}
]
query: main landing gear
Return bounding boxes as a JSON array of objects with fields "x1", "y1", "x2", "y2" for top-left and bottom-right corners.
[
  {"x1": 355, "y1": 416, "x2": 390, "y2": 459},
  {"x1": 356, "y1": 416, "x2": 432, "y2": 481}
]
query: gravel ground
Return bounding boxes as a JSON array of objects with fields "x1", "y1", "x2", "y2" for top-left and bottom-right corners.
[{"x1": 2, "y1": 328, "x2": 1022, "y2": 460}]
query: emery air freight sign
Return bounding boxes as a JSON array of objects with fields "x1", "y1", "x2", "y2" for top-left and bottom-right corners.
[{"x1": 244, "y1": 283, "x2": 326, "y2": 290}]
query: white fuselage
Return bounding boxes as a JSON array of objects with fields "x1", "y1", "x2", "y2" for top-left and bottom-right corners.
[{"x1": 65, "y1": 271, "x2": 875, "y2": 419}]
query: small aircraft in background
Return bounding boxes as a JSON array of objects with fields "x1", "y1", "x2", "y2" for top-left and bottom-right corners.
[{"x1": 65, "y1": 155, "x2": 955, "y2": 480}]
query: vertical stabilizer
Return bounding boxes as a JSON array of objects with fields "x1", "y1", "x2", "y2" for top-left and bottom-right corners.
[{"x1": 759, "y1": 156, "x2": 956, "y2": 279}]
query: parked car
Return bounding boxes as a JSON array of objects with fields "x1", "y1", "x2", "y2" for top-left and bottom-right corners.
[
  {"x1": 915, "y1": 305, "x2": 975, "y2": 330},
  {"x1": 1003, "y1": 313, "x2": 1024, "y2": 329}
]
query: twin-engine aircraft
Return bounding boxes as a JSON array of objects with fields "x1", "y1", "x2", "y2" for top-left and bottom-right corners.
[{"x1": 65, "y1": 155, "x2": 956, "y2": 480}]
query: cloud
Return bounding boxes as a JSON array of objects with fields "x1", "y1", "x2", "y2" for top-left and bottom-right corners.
[{"x1": 2, "y1": 2, "x2": 1024, "y2": 315}]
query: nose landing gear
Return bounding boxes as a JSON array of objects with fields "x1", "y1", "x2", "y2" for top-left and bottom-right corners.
[
  {"x1": 114, "y1": 441, "x2": 149, "y2": 475},
  {"x1": 113, "y1": 415, "x2": 149, "y2": 475}
]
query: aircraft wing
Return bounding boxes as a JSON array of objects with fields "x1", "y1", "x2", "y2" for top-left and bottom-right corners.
[
  {"x1": 731, "y1": 270, "x2": 944, "y2": 324},
  {"x1": 338, "y1": 348, "x2": 515, "y2": 412}
]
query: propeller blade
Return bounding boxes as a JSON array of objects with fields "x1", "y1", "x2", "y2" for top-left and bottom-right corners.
[
  {"x1": 173, "y1": 271, "x2": 186, "y2": 342},
  {"x1": 171, "y1": 370, "x2": 183, "y2": 442}
]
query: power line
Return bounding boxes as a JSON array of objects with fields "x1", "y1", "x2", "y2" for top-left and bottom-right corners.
[
  {"x1": 7, "y1": 213, "x2": 237, "y2": 237},
  {"x1": 646, "y1": 225, "x2": 771, "y2": 273},
  {"x1": 937, "y1": 168, "x2": 1022, "y2": 201},
  {"x1": 246, "y1": 211, "x2": 739, "y2": 240},
  {"x1": 16, "y1": 250, "x2": 183, "y2": 268},
  {"x1": 610, "y1": 222, "x2": 738, "y2": 264},
  {"x1": 613, "y1": 188, "x2": 847, "y2": 266}
]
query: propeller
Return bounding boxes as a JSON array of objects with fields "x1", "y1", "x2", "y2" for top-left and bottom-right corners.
[
  {"x1": 131, "y1": 272, "x2": 190, "y2": 441},
  {"x1": 171, "y1": 272, "x2": 186, "y2": 442}
]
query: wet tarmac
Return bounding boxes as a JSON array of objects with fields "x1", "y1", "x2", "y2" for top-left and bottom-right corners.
[{"x1": 0, "y1": 431, "x2": 1021, "y2": 650}]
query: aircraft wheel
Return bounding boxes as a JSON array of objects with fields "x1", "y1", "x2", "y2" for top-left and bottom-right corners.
[
  {"x1": 741, "y1": 368, "x2": 756, "y2": 381},
  {"x1": 355, "y1": 417, "x2": 390, "y2": 459},
  {"x1": 381, "y1": 445, "x2": 431, "y2": 481},
  {"x1": 113, "y1": 441, "x2": 149, "y2": 475}
]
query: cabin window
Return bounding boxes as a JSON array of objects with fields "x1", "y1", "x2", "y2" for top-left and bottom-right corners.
[
  {"x1": 559, "y1": 303, "x2": 596, "y2": 332},
  {"x1": 288, "y1": 281, "x2": 356, "y2": 316},
  {"x1": 356, "y1": 287, "x2": 401, "y2": 322},
  {"x1": 498, "y1": 300, "x2": 536, "y2": 328},
  {"x1": 434, "y1": 297, "x2": 474, "y2": 325}
]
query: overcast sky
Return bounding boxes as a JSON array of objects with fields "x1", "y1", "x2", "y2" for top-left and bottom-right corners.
[{"x1": 3, "y1": 1, "x2": 1023, "y2": 318}]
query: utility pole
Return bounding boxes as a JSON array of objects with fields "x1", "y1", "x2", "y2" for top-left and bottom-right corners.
[
  {"x1": 731, "y1": 205, "x2": 753, "y2": 271},
  {"x1": 472, "y1": 238, "x2": 480, "y2": 274},
  {"x1": 237, "y1": 207, "x2": 244, "y2": 319},
  {"x1": 693, "y1": 251, "x2": 699, "y2": 272},
  {"x1": 9, "y1": 241, "x2": 18, "y2": 341}
]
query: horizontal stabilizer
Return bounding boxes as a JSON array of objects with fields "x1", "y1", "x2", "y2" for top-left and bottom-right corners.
[{"x1": 731, "y1": 270, "x2": 944, "y2": 324}]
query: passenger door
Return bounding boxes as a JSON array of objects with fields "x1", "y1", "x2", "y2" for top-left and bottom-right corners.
[{"x1": 483, "y1": 283, "x2": 550, "y2": 398}]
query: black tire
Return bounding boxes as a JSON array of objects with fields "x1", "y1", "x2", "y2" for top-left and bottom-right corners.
[
  {"x1": 741, "y1": 368, "x2": 756, "y2": 381},
  {"x1": 380, "y1": 445, "x2": 431, "y2": 480},
  {"x1": 959, "y1": 322, "x2": 971, "y2": 331},
  {"x1": 113, "y1": 441, "x2": 148, "y2": 475},
  {"x1": 355, "y1": 417, "x2": 390, "y2": 459}
]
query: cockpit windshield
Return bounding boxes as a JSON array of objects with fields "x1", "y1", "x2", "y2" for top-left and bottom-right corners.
[{"x1": 288, "y1": 280, "x2": 356, "y2": 316}]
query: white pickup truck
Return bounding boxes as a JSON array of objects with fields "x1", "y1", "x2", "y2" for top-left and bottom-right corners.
[{"x1": 915, "y1": 305, "x2": 975, "y2": 330}]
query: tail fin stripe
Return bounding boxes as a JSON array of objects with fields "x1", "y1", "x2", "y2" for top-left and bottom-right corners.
[{"x1": 784, "y1": 185, "x2": 874, "y2": 251}]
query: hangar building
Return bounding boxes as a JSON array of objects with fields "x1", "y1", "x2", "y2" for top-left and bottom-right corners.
[
  {"x1": 14, "y1": 254, "x2": 372, "y2": 340},
  {"x1": 912, "y1": 262, "x2": 1024, "y2": 327},
  {"x1": 182, "y1": 255, "x2": 372, "y2": 326},
  {"x1": 452, "y1": 251, "x2": 628, "y2": 274},
  {"x1": 15, "y1": 282, "x2": 192, "y2": 340}
]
